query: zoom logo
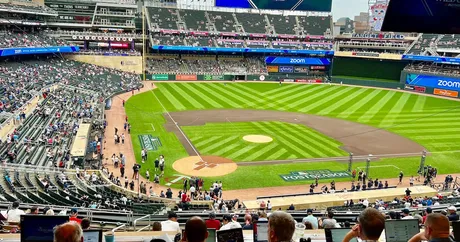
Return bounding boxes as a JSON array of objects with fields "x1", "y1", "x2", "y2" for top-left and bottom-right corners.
[
  {"x1": 438, "y1": 80, "x2": 460, "y2": 88},
  {"x1": 290, "y1": 58, "x2": 306, "y2": 63}
]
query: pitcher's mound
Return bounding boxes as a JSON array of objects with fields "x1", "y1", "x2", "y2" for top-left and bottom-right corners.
[
  {"x1": 243, "y1": 135, "x2": 273, "y2": 143},
  {"x1": 172, "y1": 155, "x2": 237, "y2": 177}
]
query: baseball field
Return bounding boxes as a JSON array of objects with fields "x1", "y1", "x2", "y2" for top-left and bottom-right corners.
[{"x1": 125, "y1": 82, "x2": 460, "y2": 190}]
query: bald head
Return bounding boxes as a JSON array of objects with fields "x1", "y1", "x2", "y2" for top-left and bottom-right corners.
[
  {"x1": 54, "y1": 222, "x2": 83, "y2": 242},
  {"x1": 424, "y1": 213, "x2": 450, "y2": 240},
  {"x1": 184, "y1": 216, "x2": 208, "y2": 242}
]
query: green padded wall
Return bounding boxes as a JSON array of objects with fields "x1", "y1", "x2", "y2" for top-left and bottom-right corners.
[{"x1": 332, "y1": 57, "x2": 408, "y2": 81}]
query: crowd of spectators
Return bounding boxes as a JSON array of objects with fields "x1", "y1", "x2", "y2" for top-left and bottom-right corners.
[
  {"x1": 0, "y1": 2, "x2": 56, "y2": 14},
  {"x1": 405, "y1": 63, "x2": 460, "y2": 78},
  {"x1": 76, "y1": 49, "x2": 141, "y2": 56},
  {"x1": 146, "y1": 56, "x2": 267, "y2": 75},
  {"x1": 0, "y1": 31, "x2": 67, "y2": 48}
]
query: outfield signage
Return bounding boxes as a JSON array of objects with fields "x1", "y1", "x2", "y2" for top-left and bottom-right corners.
[
  {"x1": 151, "y1": 74, "x2": 169, "y2": 80},
  {"x1": 267, "y1": 66, "x2": 279, "y2": 73},
  {"x1": 404, "y1": 85, "x2": 426, "y2": 93},
  {"x1": 280, "y1": 169, "x2": 351, "y2": 182},
  {"x1": 176, "y1": 74, "x2": 197, "y2": 81},
  {"x1": 294, "y1": 66, "x2": 309, "y2": 73},
  {"x1": 265, "y1": 57, "x2": 331, "y2": 66},
  {"x1": 0, "y1": 46, "x2": 79, "y2": 56},
  {"x1": 204, "y1": 75, "x2": 224, "y2": 80},
  {"x1": 138, "y1": 135, "x2": 162, "y2": 151},
  {"x1": 406, "y1": 74, "x2": 460, "y2": 92},
  {"x1": 279, "y1": 66, "x2": 294, "y2": 73},
  {"x1": 433, "y1": 88, "x2": 459, "y2": 98}
]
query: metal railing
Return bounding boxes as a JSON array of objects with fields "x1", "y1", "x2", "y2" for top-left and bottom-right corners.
[
  {"x1": 133, "y1": 214, "x2": 151, "y2": 232},
  {"x1": 112, "y1": 223, "x2": 127, "y2": 232}
]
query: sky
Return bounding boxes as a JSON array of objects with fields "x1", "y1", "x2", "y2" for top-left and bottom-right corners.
[{"x1": 332, "y1": 0, "x2": 369, "y2": 21}]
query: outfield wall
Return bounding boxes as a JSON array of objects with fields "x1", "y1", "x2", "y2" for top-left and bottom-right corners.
[
  {"x1": 332, "y1": 57, "x2": 407, "y2": 81},
  {"x1": 401, "y1": 70, "x2": 460, "y2": 99},
  {"x1": 66, "y1": 55, "x2": 142, "y2": 74}
]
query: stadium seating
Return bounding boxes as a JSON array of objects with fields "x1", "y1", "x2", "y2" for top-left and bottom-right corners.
[
  {"x1": 207, "y1": 11, "x2": 237, "y2": 33},
  {"x1": 437, "y1": 34, "x2": 460, "y2": 50},
  {"x1": 152, "y1": 35, "x2": 185, "y2": 46},
  {"x1": 406, "y1": 34, "x2": 438, "y2": 55},
  {"x1": 146, "y1": 56, "x2": 267, "y2": 75},
  {"x1": 0, "y1": 31, "x2": 67, "y2": 48},
  {"x1": 298, "y1": 16, "x2": 331, "y2": 36},
  {"x1": 148, "y1": 8, "x2": 179, "y2": 30},
  {"x1": 0, "y1": 2, "x2": 57, "y2": 15},
  {"x1": 235, "y1": 12, "x2": 268, "y2": 34},
  {"x1": 405, "y1": 63, "x2": 460, "y2": 77},
  {"x1": 179, "y1": 9, "x2": 209, "y2": 32},
  {"x1": 268, "y1": 15, "x2": 297, "y2": 35}
]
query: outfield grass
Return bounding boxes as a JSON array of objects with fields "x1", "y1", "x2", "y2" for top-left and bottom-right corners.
[
  {"x1": 182, "y1": 121, "x2": 347, "y2": 162},
  {"x1": 125, "y1": 83, "x2": 460, "y2": 190}
]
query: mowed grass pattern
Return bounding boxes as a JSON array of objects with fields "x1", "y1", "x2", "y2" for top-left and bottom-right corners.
[
  {"x1": 155, "y1": 83, "x2": 460, "y2": 152},
  {"x1": 182, "y1": 121, "x2": 347, "y2": 162},
  {"x1": 125, "y1": 83, "x2": 460, "y2": 190}
]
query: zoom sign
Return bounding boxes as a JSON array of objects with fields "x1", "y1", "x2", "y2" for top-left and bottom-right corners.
[
  {"x1": 406, "y1": 74, "x2": 460, "y2": 92},
  {"x1": 265, "y1": 56, "x2": 331, "y2": 66},
  {"x1": 279, "y1": 66, "x2": 294, "y2": 73}
]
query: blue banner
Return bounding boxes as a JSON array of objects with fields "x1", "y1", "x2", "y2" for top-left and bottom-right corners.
[
  {"x1": 402, "y1": 55, "x2": 460, "y2": 65},
  {"x1": 0, "y1": 46, "x2": 79, "y2": 57},
  {"x1": 279, "y1": 66, "x2": 294, "y2": 73},
  {"x1": 265, "y1": 56, "x2": 331, "y2": 66},
  {"x1": 215, "y1": 0, "x2": 332, "y2": 12},
  {"x1": 152, "y1": 45, "x2": 334, "y2": 56},
  {"x1": 406, "y1": 74, "x2": 460, "y2": 92}
]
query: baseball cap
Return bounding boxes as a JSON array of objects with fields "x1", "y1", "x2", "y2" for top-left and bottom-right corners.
[
  {"x1": 222, "y1": 214, "x2": 232, "y2": 221},
  {"x1": 402, "y1": 208, "x2": 410, "y2": 214},
  {"x1": 425, "y1": 207, "x2": 432, "y2": 213},
  {"x1": 448, "y1": 206, "x2": 457, "y2": 211},
  {"x1": 70, "y1": 208, "x2": 78, "y2": 214},
  {"x1": 307, "y1": 209, "x2": 313, "y2": 214}
]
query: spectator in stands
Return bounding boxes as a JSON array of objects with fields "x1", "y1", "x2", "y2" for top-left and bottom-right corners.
[
  {"x1": 302, "y1": 209, "x2": 318, "y2": 229},
  {"x1": 319, "y1": 211, "x2": 337, "y2": 228},
  {"x1": 81, "y1": 218, "x2": 91, "y2": 230},
  {"x1": 152, "y1": 222, "x2": 162, "y2": 231},
  {"x1": 267, "y1": 211, "x2": 295, "y2": 242},
  {"x1": 54, "y1": 221, "x2": 83, "y2": 242},
  {"x1": 205, "y1": 212, "x2": 221, "y2": 230},
  {"x1": 402, "y1": 209, "x2": 414, "y2": 220},
  {"x1": 161, "y1": 212, "x2": 181, "y2": 233},
  {"x1": 220, "y1": 214, "x2": 241, "y2": 230},
  {"x1": 184, "y1": 216, "x2": 208, "y2": 242},
  {"x1": 288, "y1": 204, "x2": 295, "y2": 210},
  {"x1": 447, "y1": 206, "x2": 459, "y2": 221},
  {"x1": 7, "y1": 201, "x2": 25, "y2": 223},
  {"x1": 69, "y1": 208, "x2": 82, "y2": 224},
  {"x1": 29, "y1": 206, "x2": 39, "y2": 214},
  {"x1": 409, "y1": 213, "x2": 451, "y2": 242},
  {"x1": 423, "y1": 207, "x2": 432, "y2": 223},
  {"x1": 343, "y1": 208, "x2": 385, "y2": 242}
]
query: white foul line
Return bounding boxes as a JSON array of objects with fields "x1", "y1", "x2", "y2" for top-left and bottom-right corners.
[{"x1": 150, "y1": 90, "x2": 203, "y2": 162}]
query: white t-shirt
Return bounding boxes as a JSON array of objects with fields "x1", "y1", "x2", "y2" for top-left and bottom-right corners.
[
  {"x1": 161, "y1": 220, "x2": 181, "y2": 233},
  {"x1": 190, "y1": 186, "x2": 196, "y2": 193},
  {"x1": 402, "y1": 216, "x2": 414, "y2": 220},
  {"x1": 220, "y1": 221, "x2": 242, "y2": 231},
  {"x1": 7, "y1": 208, "x2": 25, "y2": 223},
  {"x1": 363, "y1": 200, "x2": 369, "y2": 207}
]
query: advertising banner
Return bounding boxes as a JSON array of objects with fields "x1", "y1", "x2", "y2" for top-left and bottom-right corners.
[
  {"x1": 0, "y1": 46, "x2": 79, "y2": 56},
  {"x1": 176, "y1": 74, "x2": 197, "y2": 81},
  {"x1": 267, "y1": 66, "x2": 279, "y2": 73},
  {"x1": 294, "y1": 66, "x2": 309, "y2": 73},
  {"x1": 280, "y1": 169, "x2": 350, "y2": 182},
  {"x1": 283, "y1": 79, "x2": 295, "y2": 82},
  {"x1": 265, "y1": 56, "x2": 331, "y2": 66},
  {"x1": 138, "y1": 135, "x2": 162, "y2": 151},
  {"x1": 402, "y1": 55, "x2": 460, "y2": 65},
  {"x1": 404, "y1": 85, "x2": 426, "y2": 93},
  {"x1": 295, "y1": 79, "x2": 322, "y2": 83},
  {"x1": 151, "y1": 74, "x2": 169, "y2": 81},
  {"x1": 310, "y1": 65, "x2": 326, "y2": 70},
  {"x1": 204, "y1": 75, "x2": 224, "y2": 80},
  {"x1": 406, "y1": 74, "x2": 460, "y2": 92},
  {"x1": 433, "y1": 88, "x2": 459, "y2": 98},
  {"x1": 279, "y1": 66, "x2": 294, "y2": 73}
]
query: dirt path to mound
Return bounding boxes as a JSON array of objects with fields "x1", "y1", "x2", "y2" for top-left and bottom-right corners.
[{"x1": 165, "y1": 110, "x2": 426, "y2": 164}]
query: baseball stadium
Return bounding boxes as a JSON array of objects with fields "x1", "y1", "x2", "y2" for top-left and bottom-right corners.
[{"x1": 1, "y1": 0, "x2": 460, "y2": 241}]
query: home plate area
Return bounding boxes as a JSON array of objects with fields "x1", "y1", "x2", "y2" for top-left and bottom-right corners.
[{"x1": 172, "y1": 155, "x2": 237, "y2": 177}]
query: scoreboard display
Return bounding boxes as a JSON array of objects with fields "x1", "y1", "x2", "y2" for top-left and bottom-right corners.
[{"x1": 215, "y1": 0, "x2": 332, "y2": 12}]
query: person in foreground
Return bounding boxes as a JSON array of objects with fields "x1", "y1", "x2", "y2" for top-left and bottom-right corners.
[
  {"x1": 342, "y1": 208, "x2": 385, "y2": 242},
  {"x1": 268, "y1": 211, "x2": 296, "y2": 242},
  {"x1": 54, "y1": 221, "x2": 83, "y2": 242},
  {"x1": 409, "y1": 213, "x2": 453, "y2": 242},
  {"x1": 184, "y1": 216, "x2": 208, "y2": 242}
]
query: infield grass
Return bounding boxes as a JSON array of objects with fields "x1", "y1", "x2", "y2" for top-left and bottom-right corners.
[{"x1": 125, "y1": 82, "x2": 460, "y2": 190}]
